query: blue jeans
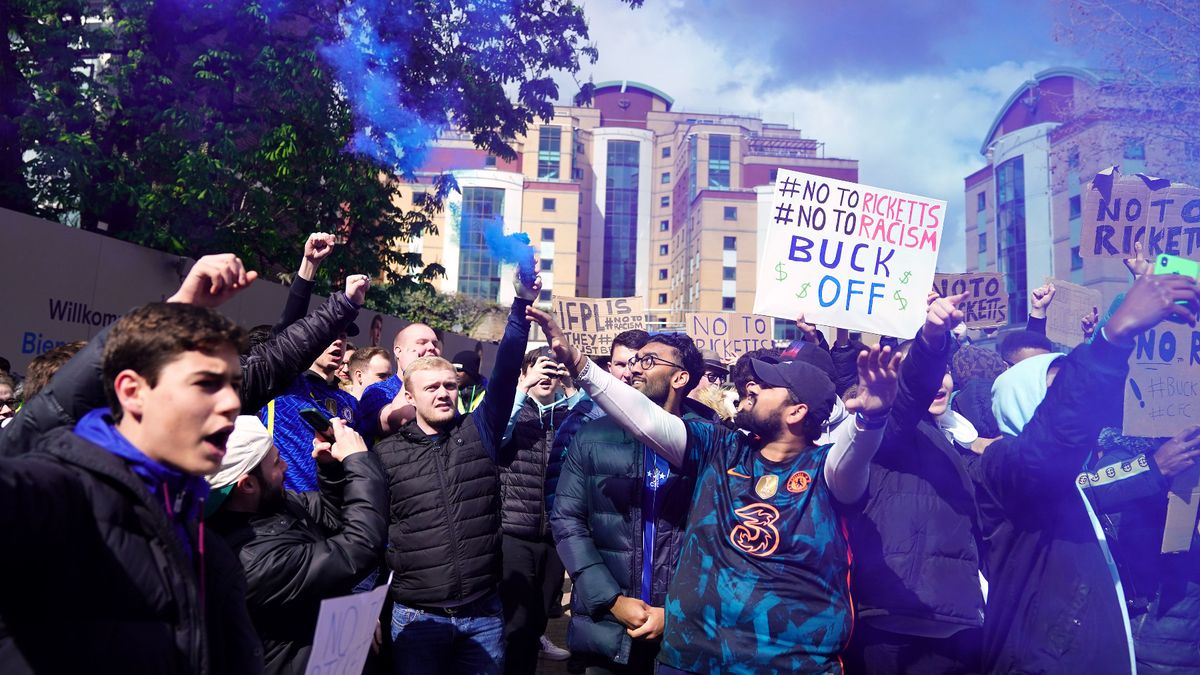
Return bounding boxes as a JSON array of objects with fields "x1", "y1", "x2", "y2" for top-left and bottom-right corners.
[{"x1": 390, "y1": 591, "x2": 505, "y2": 675}]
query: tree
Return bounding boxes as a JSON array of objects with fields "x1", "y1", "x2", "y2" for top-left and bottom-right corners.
[{"x1": 4, "y1": 0, "x2": 640, "y2": 299}]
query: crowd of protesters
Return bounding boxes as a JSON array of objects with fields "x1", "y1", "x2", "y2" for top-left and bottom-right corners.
[{"x1": 2, "y1": 231, "x2": 1200, "y2": 675}]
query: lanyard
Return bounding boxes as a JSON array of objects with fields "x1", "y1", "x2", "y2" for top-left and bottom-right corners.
[{"x1": 641, "y1": 446, "x2": 670, "y2": 603}]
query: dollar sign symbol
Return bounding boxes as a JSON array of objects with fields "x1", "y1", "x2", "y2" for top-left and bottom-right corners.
[
  {"x1": 775, "y1": 262, "x2": 787, "y2": 282},
  {"x1": 899, "y1": 270, "x2": 912, "y2": 284},
  {"x1": 893, "y1": 290, "x2": 908, "y2": 311},
  {"x1": 795, "y1": 282, "x2": 810, "y2": 299}
]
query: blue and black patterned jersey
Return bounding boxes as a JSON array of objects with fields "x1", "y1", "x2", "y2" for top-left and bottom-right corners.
[
  {"x1": 658, "y1": 419, "x2": 852, "y2": 674},
  {"x1": 358, "y1": 374, "x2": 402, "y2": 442},
  {"x1": 260, "y1": 372, "x2": 360, "y2": 492}
]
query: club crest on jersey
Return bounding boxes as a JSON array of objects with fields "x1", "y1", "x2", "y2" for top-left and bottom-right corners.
[{"x1": 786, "y1": 470, "x2": 812, "y2": 493}]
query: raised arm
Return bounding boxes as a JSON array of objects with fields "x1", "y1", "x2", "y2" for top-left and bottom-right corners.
[
  {"x1": 1026, "y1": 283, "x2": 1055, "y2": 335},
  {"x1": 889, "y1": 293, "x2": 963, "y2": 435},
  {"x1": 825, "y1": 344, "x2": 901, "y2": 504},
  {"x1": 474, "y1": 269, "x2": 537, "y2": 462}
]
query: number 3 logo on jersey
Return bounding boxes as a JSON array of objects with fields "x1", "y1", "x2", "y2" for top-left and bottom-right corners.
[{"x1": 729, "y1": 503, "x2": 781, "y2": 557}]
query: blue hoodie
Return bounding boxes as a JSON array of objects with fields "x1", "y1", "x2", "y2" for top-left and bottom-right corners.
[{"x1": 74, "y1": 408, "x2": 210, "y2": 562}]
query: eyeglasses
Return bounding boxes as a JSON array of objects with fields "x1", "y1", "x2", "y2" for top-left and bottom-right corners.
[
  {"x1": 0, "y1": 398, "x2": 17, "y2": 408},
  {"x1": 701, "y1": 371, "x2": 726, "y2": 382},
  {"x1": 628, "y1": 353, "x2": 683, "y2": 371}
]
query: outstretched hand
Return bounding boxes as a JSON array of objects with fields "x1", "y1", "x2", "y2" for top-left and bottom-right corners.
[
  {"x1": 922, "y1": 292, "x2": 968, "y2": 343},
  {"x1": 844, "y1": 344, "x2": 901, "y2": 417},
  {"x1": 167, "y1": 254, "x2": 258, "y2": 307},
  {"x1": 1106, "y1": 273, "x2": 1200, "y2": 344},
  {"x1": 525, "y1": 305, "x2": 582, "y2": 374}
]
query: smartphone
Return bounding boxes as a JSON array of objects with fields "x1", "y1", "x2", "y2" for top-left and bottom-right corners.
[
  {"x1": 299, "y1": 408, "x2": 335, "y2": 442},
  {"x1": 1154, "y1": 254, "x2": 1200, "y2": 279}
]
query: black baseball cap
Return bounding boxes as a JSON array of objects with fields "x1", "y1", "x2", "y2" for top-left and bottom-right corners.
[
  {"x1": 452, "y1": 350, "x2": 481, "y2": 378},
  {"x1": 748, "y1": 358, "x2": 835, "y2": 424}
]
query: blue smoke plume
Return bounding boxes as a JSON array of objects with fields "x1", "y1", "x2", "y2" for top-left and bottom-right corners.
[{"x1": 483, "y1": 222, "x2": 537, "y2": 286}]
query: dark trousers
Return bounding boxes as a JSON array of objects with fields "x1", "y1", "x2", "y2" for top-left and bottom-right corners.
[
  {"x1": 844, "y1": 622, "x2": 981, "y2": 675},
  {"x1": 500, "y1": 534, "x2": 566, "y2": 675}
]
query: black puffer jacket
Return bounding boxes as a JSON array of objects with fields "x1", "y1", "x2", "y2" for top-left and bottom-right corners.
[
  {"x1": 209, "y1": 452, "x2": 388, "y2": 675},
  {"x1": 374, "y1": 298, "x2": 529, "y2": 607},
  {"x1": 846, "y1": 332, "x2": 985, "y2": 632},
  {"x1": 0, "y1": 291, "x2": 359, "y2": 457},
  {"x1": 0, "y1": 428, "x2": 263, "y2": 674},
  {"x1": 500, "y1": 394, "x2": 577, "y2": 541}
]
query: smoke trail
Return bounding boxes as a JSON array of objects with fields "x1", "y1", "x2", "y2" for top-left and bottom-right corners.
[{"x1": 482, "y1": 221, "x2": 536, "y2": 285}]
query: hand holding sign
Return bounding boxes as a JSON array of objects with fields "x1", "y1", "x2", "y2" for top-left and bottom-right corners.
[
  {"x1": 1154, "y1": 426, "x2": 1200, "y2": 479},
  {"x1": 922, "y1": 293, "x2": 968, "y2": 343}
]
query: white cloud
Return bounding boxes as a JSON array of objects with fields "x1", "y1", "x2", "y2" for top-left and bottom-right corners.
[{"x1": 571, "y1": 0, "x2": 1055, "y2": 271}]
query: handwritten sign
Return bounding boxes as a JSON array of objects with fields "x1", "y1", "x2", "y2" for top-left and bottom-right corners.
[
  {"x1": 932, "y1": 273, "x2": 1008, "y2": 328},
  {"x1": 1081, "y1": 166, "x2": 1200, "y2": 258},
  {"x1": 753, "y1": 169, "x2": 946, "y2": 337},
  {"x1": 304, "y1": 577, "x2": 391, "y2": 675},
  {"x1": 552, "y1": 295, "x2": 645, "y2": 356},
  {"x1": 686, "y1": 312, "x2": 775, "y2": 363},
  {"x1": 1123, "y1": 323, "x2": 1200, "y2": 437},
  {"x1": 1044, "y1": 278, "x2": 1101, "y2": 348}
]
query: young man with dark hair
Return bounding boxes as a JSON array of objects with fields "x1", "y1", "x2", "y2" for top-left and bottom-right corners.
[
  {"x1": 453, "y1": 349, "x2": 488, "y2": 414},
  {"x1": 0, "y1": 299, "x2": 263, "y2": 673},
  {"x1": 998, "y1": 329, "x2": 1053, "y2": 366},
  {"x1": 530, "y1": 306, "x2": 902, "y2": 673},
  {"x1": 23, "y1": 341, "x2": 87, "y2": 400},
  {"x1": 551, "y1": 332, "x2": 706, "y2": 674}
]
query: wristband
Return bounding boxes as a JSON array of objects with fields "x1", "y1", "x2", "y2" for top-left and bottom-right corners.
[{"x1": 856, "y1": 410, "x2": 890, "y2": 430}]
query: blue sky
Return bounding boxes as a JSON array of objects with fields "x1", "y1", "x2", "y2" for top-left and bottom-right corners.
[{"x1": 566, "y1": 0, "x2": 1085, "y2": 271}]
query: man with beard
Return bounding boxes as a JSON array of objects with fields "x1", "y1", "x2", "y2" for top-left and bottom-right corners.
[
  {"x1": 528, "y1": 306, "x2": 902, "y2": 674},
  {"x1": 550, "y1": 332, "x2": 706, "y2": 674},
  {"x1": 206, "y1": 414, "x2": 388, "y2": 675}
]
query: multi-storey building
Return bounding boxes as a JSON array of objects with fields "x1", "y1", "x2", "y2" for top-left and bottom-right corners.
[
  {"x1": 965, "y1": 66, "x2": 1199, "y2": 322},
  {"x1": 401, "y1": 80, "x2": 858, "y2": 334}
]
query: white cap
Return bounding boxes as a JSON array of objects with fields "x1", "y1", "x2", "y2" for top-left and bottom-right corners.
[{"x1": 206, "y1": 415, "x2": 274, "y2": 489}]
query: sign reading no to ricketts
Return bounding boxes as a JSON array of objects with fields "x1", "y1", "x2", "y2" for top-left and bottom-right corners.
[{"x1": 753, "y1": 169, "x2": 946, "y2": 337}]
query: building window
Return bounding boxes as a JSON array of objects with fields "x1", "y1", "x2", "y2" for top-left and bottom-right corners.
[
  {"x1": 484, "y1": 155, "x2": 497, "y2": 167},
  {"x1": 1067, "y1": 147, "x2": 1080, "y2": 169},
  {"x1": 1124, "y1": 137, "x2": 1145, "y2": 160},
  {"x1": 659, "y1": 220, "x2": 669, "y2": 232},
  {"x1": 658, "y1": 268, "x2": 668, "y2": 280},
  {"x1": 996, "y1": 156, "x2": 1028, "y2": 322},
  {"x1": 542, "y1": 197, "x2": 557, "y2": 211},
  {"x1": 708, "y1": 135, "x2": 731, "y2": 188},
  {"x1": 660, "y1": 196, "x2": 670, "y2": 208},
  {"x1": 722, "y1": 296, "x2": 736, "y2": 311},
  {"x1": 657, "y1": 293, "x2": 667, "y2": 305},
  {"x1": 723, "y1": 206, "x2": 737, "y2": 220},
  {"x1": 412, "y1": 192, "x2": 426, "y2": 205},
  {"x1": 538, "y1": 289, "x2": 552, "y2": 302},
  {"x1": 571, "y1": 168, "x2": 582, "y2": 180},
  {"x1": 723, "y1": 236, "x2": 736, "y2": 251},
  {"x1": 603, "y1": 139, "x2": 640, "y2": 297},
  {"x1": 1069, "y1": 195, "x2": 1081, "y2": 219},
  {"x1": 540, "y1": 258, "x2": 553, "y2": 272},
  {"x1": 661, "y1": 172, "x2": 671, "y2": 184},
  {"x1": 662, "y1": 146, "x2": 671, "y2": 158},
  {"x1": 976, "y1": 192, "x2": 986, "y2": 211},
  {"x1": 723, "y1": 266, "x2": 736, "y2": 280},
  {"x1": 769, "y1": 168, "x2": 778, "y2": 182},
  {"x1": 978, "y1": 232, "x2": 987, "y2": 253},
  {"x1": 1187, "y1": 143, "x2": 1200, "y2": 162},
  {"x1": 1071, "y1": 245, "x2": 1084, "y2": 271},
  {"x1": 541, "y1": 227, "x2": 555, "y2": 241},
  {"x1": 537, "y1": 126, "x2": 562, "y2": 179},
  {"x1": 458, "y1": 187, "x2": 505, "y2": 300},
  {"x1": 659, "y1": 244, "x2": 669, "y2": 256}
]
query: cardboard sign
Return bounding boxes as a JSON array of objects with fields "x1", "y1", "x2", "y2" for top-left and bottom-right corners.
[
  {"x1": 304, "y1": 576, "x2": 391, "y2": 675},
  {"x1": 753, "y1": 169, "x2": 947, "y2": 337},
  {"x1": 1162, "y1": 463, "x2": 1200, "y2": 554},
  {"x1": 552, "y1": 295, "x2": 646, "y2": 356},
  {"x1": 686, "y1": 312, "x2": 775, "y2": 363},
  {"x1": 1044, "y1": 278, "x2": 1102, "y2": 348},
  {"x1": 932, "y1": 273, "x2": 1008, "y2": 328},
  {"x1": 1123, "y1": 323, "x2": 1200, "y2": 437},
  {"x1": 1080, "y1": 166, "x2": 1200, "y2": 258}
]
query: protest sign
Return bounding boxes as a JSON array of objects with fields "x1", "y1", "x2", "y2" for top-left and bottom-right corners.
[
  {"x1": 753, "y1": 169, "x2": 947, "y2": 337},
  {"x1": 1123, "y1": 322, "x2": 1200, "y2": 437},
  {"x1": 1044, "y1": 278, "x2": 1102, "y2": 348},
  {"x1": 304, "y1": 575, "x2": 391, "y2": 675},
  {"x1": 552, "y1": 295, "x2": 646, "y2": 356},
  {"x1": 1162, "y1": 463, "x2": 1200, "y2": 554},
  {"x1": 931, "y1": 273, "x2": 1007, "y2": 328},
  {"x1": 1080, "y1": 166, "x2": 1200, "y2": 259},
  {"x1": 686, "y1": 312, "x2": 775, "y2": 363}
]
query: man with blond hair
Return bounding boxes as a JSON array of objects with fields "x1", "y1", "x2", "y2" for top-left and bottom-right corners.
[{"x1": 376, "y1": 269, "x2": 539, "y2": 675}]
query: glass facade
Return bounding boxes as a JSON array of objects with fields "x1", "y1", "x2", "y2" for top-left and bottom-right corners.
[
  {"x1": 603, "y1": 140, "x2": 640, "y2": 297},
  {"x1": 996, "y1": 157, "x2": 1028, "y2": 322},
  {"x1": 708, "y1": 135, "x2": 731, "y2": 188},
  {"x1": 538, "y1": 126, "x2": 561, "y2": 179},
  {"x1": 458, "y1": 187, "x2": 504, "y2": 299}
]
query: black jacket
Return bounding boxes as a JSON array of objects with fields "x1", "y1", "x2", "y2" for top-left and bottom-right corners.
[
  {"x1": 0, "y1": 428, "x2": 263, "y2": 674},
  {"x1": 847, "y1": 333, "x2": 985, "y2": 633},
  {"x1": 500, "y1": 394, "x2": 577, "y2": 541},
  {"x1": 0, "y1": 292, "x2": 360, "y2": 457},
  {"x1": 374, "y1": 299, "x2": 530, "y2": 607},
  {"x1": 551, "y1": 411, "x2": 703, "y2": 665},
  {"x1": 208, "y1": 452, "x2": 388, "y2": 675},
  {"x1": 967, "y1": 335, "x2": 1134, "y2": 674}
]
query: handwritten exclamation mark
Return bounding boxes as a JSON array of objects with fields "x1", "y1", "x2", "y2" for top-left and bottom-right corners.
[{"x1": 1129, "y1": 378, "x2": 1146, "y2": 408}]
